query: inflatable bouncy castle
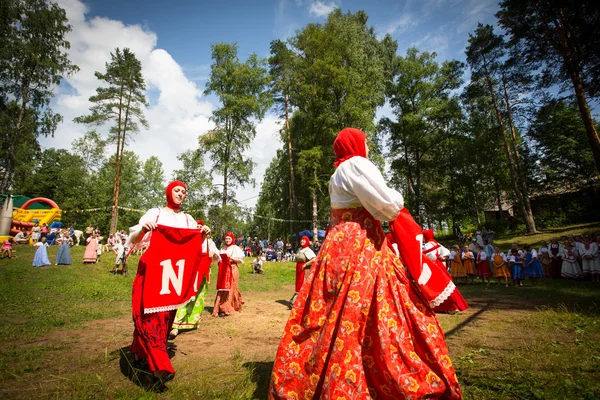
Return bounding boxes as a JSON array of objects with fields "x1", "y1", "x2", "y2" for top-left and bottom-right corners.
[{"x1": 0, "y1": 195, "x2": 62, "y2": 242}]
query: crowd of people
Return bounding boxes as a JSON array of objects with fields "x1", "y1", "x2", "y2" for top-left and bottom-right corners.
[
  {"x1": 11, "y1": 127, "x2": 600, "y2": 398},
  {"x1": 444, "y1": 233, "x2": 600, "y2": 286}
]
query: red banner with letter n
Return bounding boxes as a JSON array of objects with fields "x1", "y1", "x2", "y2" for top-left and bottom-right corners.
[{"x1": 141, "y1": 225, "x2": 208, "y2": 314}]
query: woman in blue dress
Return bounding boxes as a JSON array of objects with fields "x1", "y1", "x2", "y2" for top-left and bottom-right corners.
[
  {"x1": 55, "y1": 236, "x2": 72, "y2": 265},
  {"x1": 32, "y1": 237, "x2": 51, "y2": 267},
  {"x1": 509, "y1": 248, "x2": 524, "y2": 286},
  {"x1": 523, "y1": 244, "x2": 544, "y2": 286}
]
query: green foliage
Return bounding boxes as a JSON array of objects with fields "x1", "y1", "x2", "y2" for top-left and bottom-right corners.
[
  {"x1": 0, "y1": 0, "x2": 78, "y2": 192},
  {"x1": 381, "y1": 47, "x2": 464, "y2": 223},
  {"x1": 172, "y1": 149, "x2": 212, "y2": 217},
  {"x1": 203, "y1": 43, "x2": 272, "y2": 207},
  {"x1": 528, "y1": 99, "x2": 598, "y2": 182}
]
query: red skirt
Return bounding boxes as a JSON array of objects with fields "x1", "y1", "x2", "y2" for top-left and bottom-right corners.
[
  {"x1": 478, "y1": 260, "x2": 492, "y2": 277},
  {"x1": 295, "y1": 262, "x2": 306, "y2": 293},
  {"x1": 269, "y1": 208, "x2": 462, "y2": 399},
  {"x1": 131, "y1": 257, "x2": 176, "y2": 374}
]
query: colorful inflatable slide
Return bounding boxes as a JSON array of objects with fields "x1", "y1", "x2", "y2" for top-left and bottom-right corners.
[{"x1": 0, "y1": 196, "x2": 62, "y2": 242}]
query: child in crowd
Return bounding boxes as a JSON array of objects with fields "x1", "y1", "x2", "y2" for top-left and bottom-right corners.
[
  {"x1": 538, "y1": 240, "x2": 552, "y2": 277},
  {"x1": 252, "y1": 251, "x2": 265, "y2": 274},
  {"x1": 560, "y1": 242, "x2": 583, "y2": 279},
  {"x1": 462, "y1": 245, "x2": 476, "y2": 284},
  {"x1": 580, "y1": 235, "x2": 599, "y2": 279},
  {"x1": 509, "y1": 248, "x2": 524, "y2": 286},
  {"x1": 492, "y1": 246, "x2": 511, "y2": 287},
  {"x1": 1, "y1": 238, "x2": 13, "y2": 259},
  {"x1": 523, "y1": 244, "x2": 544, "y2": 286},
  {"x1": 476, "y1": 244, "x2": 492, "y2": 284},
  {"x1": 449, "y1": 245, "x2": 466, "y2": 283},
  {"x1": 32, "y1": 237, "x2": 51, "y2": 267},
  {"x1": 112, "y1": 239, "x2": 128, "y2": 276}
]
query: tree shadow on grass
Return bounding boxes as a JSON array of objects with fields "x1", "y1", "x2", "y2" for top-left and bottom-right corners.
[{"x1": 242, "y1": 361, "x2": 274, "y2": 400}]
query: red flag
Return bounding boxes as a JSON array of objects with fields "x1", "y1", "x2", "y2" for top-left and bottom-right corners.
[
  {"x1": 389, "y1": 208, "x2": 455, "y2": 308},
  {"x1": 141, "y1": 225, "x2": 207, "y2": 314}
]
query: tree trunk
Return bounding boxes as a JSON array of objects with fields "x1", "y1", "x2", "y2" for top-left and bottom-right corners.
[
  {"x1": 481, "y1": 56, "x2": 535, "y2": 233},
  {"x1": 550, "y1": 10, "x2": 600, "y2": 174},
  {"x1": 109, "y1": 86, "x2": 125, "y2": 234},
  {"x1": 500, "y1": 74, "x2": 537, "y2": 233},
  {"x1": 285, "y1": 94, "x2": 297, "y2": 241},
  {"x1": 494, "y1": 177, "x2": 503, "y2": 216},
  {"x1": 1, "y1": 85, "x2": 30, "y2": 192}
]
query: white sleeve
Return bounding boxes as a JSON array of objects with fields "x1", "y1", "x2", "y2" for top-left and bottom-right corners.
[
  {"x1": 304, "y1": 247, "x2": 317, "y2": 260},
  {"x1": 531, "y1": 249, "x2": 538, "y2": 258},
  {"x1": 129, "y1": 208, "x2": 160, "y2": 234},
  {"x1": 336, "y1": 157, "x2": 404, "y2": 221},
  {"x1": 230, "y1": 245, "x2": 245, "y2": 263},
  {"x1": 438, "y1": 245, "x2": 450, "y2": 258},
  {"x1": 479, "y1": 252, "x2": 487, "y2": 261}
]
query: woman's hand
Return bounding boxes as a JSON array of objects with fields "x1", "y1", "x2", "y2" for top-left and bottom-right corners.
[
  {"x1": 142, "y1": 221, "x2": 157, "y2": 233},
  {"x1": 200, "y1": 225, "x2": 211, "y2": 235}
]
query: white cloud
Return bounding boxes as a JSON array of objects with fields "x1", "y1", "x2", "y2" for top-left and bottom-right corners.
[
  {"x1": 39, "y1": 0, "x2": 280, "y2": 209},
  {"x1": 42, "y1": 1, "x2": 216, "y2": 196},
  {"x1": 307, "y1": 1, "x2": 337, "y2": 17},
  {"x1": 380, "y1": 14, "x2": 417, "y2": 36}
]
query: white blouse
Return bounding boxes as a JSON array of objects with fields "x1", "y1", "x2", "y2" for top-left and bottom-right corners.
[
  {"x1": 221, "y1": 244, "x2": 245, "y2": 264},
  {"x1": 329, "y1": 157, "x2": 404, "y2": 221},
  {"x1": 129, "y1": 207, "x2": 198, "y2": 246}
]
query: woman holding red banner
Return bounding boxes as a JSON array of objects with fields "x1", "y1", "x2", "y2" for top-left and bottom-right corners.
[
  {"x1": 212, "y1": 232, "x2": 245, "y2": 317},
  {"x1": 269, "y1": 128, "x2": 462, "y2": 399},
  {"x1": 128, "y1": 180, "x2": 211, "y2": 387}
]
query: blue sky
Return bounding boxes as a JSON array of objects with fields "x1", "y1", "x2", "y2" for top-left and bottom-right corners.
[{"x1": 44, "y1": 0, "x2": 500, "y2": 208}]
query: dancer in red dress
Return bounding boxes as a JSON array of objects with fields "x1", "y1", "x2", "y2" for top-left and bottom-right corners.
[
  {"x1": 269, "y1": 128, "x2": 462, "y2": 399},
  {"x1": 423, "y1": 229, "x2": 469, "y2": 313},
  {"x1": 128, "y1": 181, "x2": 211, "y2": 386},
  {"x1": 289, "y1": 235, "x2": 317, "y2": 305}
]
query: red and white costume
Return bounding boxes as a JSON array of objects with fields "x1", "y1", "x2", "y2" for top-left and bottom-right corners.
[
  {"x1": 269, "y1": 128, "x2": 461, "y2": 399},
  {"x1": 422, "y1": 230, "x2": 469, "y2": 312}
]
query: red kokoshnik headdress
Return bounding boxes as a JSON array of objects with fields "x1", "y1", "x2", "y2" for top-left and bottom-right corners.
[
  {"x1": 166, "y1": 180, "x2": 186, "y2": 210},
  {"x1": 333, "y1": 128, "x2": 367, "y2": 168}
]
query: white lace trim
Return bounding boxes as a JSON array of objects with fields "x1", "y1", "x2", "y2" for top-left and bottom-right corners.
[
  {"x1": 429, "y1": 281, "x2": 455, "y2": 308},
  {"x1": 144, "y1": 295, "x2": 196, "y2": 314}
]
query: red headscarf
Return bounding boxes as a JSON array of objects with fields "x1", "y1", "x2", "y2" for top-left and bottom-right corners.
[
  {"x1": 333, "y1": 128, "x2": 367, "y2": 168},
  {"x1": 423, "y1": 229, "x2": 435, "y2": 243},
  {"x1": 196, "y1": 219, "x2": 204, "y2": 226},
  {"x1": 166, "y1": 180, "x2": 186, "y2": 210},
  {"x1": 301, "y1": 235, "x2": 310, "y2": 248},
  {"x1": 225, "y1": 232, "x2": 235, "y2": 246}
]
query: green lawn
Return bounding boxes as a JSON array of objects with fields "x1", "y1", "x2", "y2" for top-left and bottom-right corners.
[{"x1": 1, "y1": 244, "x2": 599, "y2": 399}]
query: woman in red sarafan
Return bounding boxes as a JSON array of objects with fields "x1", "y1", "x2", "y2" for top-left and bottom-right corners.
[
  {"x1": 269, "y1": 128, "x2": 462, "y2": 399},
  {"x1": 128, "y1": 180, "x2": 211, "y2": 385},
  {"x1": 212, "y1": 232, "x2": 245, "y2": 317}
]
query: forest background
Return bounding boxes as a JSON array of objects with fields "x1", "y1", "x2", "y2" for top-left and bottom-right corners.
[{"x1": 1, "y1": 0, "x2": 599, "y2": 240}]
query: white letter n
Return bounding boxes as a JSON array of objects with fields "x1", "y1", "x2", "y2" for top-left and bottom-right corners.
[{"x1": 159, "y1": 259, "x2": 185, "y2": 296}]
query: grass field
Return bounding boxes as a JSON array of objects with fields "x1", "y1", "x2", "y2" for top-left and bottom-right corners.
[{"x1": 1, "y1": 242, "x2": 600, "y2": 399}]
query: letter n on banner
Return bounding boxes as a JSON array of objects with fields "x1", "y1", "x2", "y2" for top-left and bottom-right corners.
[{"x1": 159, "y1": 259, "x2": 185, "y2": 296}]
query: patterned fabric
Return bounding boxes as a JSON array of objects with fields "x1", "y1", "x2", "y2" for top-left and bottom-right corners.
[
  {"x1": 172, "y1": 278, "x2": 208, "y2": 330},
  {"x1": 269, "y1": 207, "x2": 462, "y2": 399},
  {"x1": 212, "y1": 264, "x2": 243, "y2": 316}
]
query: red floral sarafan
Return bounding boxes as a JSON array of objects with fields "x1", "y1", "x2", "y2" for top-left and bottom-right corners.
[{"x1": 269, "y1": 207, "x2": 462, "y2": 399}]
